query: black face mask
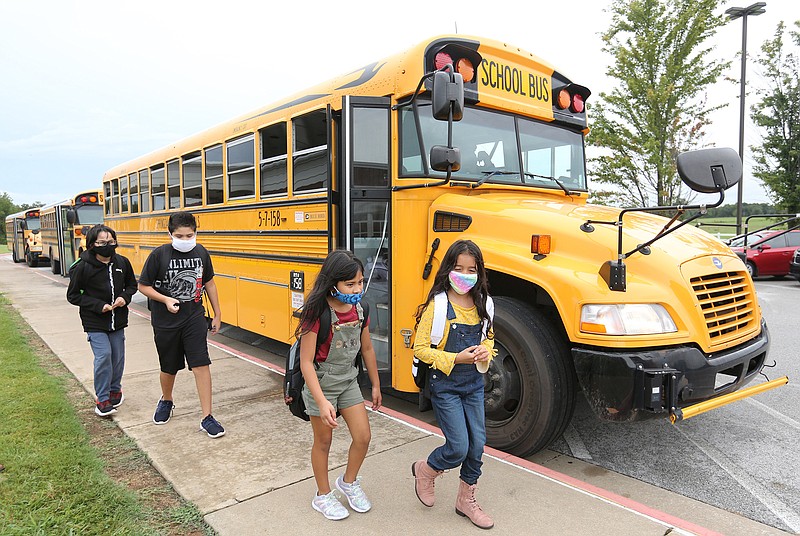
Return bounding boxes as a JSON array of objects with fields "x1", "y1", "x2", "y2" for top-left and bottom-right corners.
[{"x1": 93, "y1": 244, "x2": 117, "y2": 258}]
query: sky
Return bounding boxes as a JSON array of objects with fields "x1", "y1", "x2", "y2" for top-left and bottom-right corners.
[{"x1": 0, "y1": 0, "x2": 797, "y2": 207}]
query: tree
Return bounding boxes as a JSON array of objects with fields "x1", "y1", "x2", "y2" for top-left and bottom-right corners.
[
  {"x1": 587, "y1": 0, "x2": 729, "y2": 207},
  {"x1": 17, "y1": 202, "x2": 44, "y2": 211},
  {"x1": 751, "y1": 21, "x2": 800, "y2": 213},
  {"x1": 0, "y1": 192, "x2": 16, "y2": 242}
]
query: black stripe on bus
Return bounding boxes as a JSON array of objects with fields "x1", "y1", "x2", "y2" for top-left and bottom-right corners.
[
  {"x1": 102, "y1": 195, "x2": 330, "y2": 220},
  {"x1": 117, "y1": 243, "x2": 324, "y2": 265},
  {"x1": 113, "y1": 229, "x2": 328, "y2": 237}
]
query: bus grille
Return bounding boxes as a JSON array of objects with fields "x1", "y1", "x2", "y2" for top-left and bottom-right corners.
[{"x1": 690, "y1": 271, "x2": 757, "y2": 344}]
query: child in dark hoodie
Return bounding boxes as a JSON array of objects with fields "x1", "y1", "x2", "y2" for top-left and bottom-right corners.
[{"x1": 67, "y1": 224, "x2": 137, "y2": 417}]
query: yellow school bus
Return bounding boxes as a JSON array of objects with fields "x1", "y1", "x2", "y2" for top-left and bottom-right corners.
[
  {"x1": 40, "y1": 190, "x2": 104, "y2": 276},
  {"x1": 102, "y1": 35, "x2": 776, "y2": 456},
  {"x1": 5, "y1": 208, "x2": 44, "y2": 266}
]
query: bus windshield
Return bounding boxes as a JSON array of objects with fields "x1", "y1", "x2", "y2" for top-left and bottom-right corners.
[
  {"x1": 25, "y1": 217, "x2": 41, "y2": 231},
  {"x1": 400, "y1": 102, "x2": 588, "y2": 191},
  {"x1": 76, "y1": 205, "x2": 104, "y2": 225}
]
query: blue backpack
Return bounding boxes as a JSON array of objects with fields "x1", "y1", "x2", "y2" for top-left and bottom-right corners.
[{"x1": 284, "y1": 302, "x2": 369, "y2": 421}]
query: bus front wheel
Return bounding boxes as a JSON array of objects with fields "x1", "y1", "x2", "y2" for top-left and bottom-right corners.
[
  {"x1": 484, "y1": 297, "x2": 576, "y2": 457},
  {"x1": 25, "y1": 248, "x2": 35, "y2": 267}
]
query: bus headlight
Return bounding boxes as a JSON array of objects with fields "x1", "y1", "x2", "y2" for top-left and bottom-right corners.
[{"x1": 580, "y1": 304, "x2": 677, "y2": 335}]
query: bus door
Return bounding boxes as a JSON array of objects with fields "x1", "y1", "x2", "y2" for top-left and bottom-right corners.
[
  {"x1": 59, "y1": 206, "x2": 76, "y2": 274},
  {"x1": 340, "y1": 96, "x2": 392, "y2": 377}
]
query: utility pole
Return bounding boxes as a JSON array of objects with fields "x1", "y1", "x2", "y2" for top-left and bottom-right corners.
[{"x1": 726, "y1": 2, "x2": 766, "y2": 235}]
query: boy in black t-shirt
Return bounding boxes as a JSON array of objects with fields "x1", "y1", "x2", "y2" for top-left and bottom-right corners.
[{"x1": 138, "y1": 211, "x2": 225, "y2": 438}]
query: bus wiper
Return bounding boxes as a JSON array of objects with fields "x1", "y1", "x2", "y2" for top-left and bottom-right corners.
[
  {"x1": 522, "y1": 172, "x2": 573, "y2": 195},
  {"x1": 472, "y1": 170, "x2": 517, "y2": 188}
]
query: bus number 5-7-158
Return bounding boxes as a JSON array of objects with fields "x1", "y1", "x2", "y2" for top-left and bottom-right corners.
[{"x1": 258, "y1": 210, "x2": 281, "y2": 228}]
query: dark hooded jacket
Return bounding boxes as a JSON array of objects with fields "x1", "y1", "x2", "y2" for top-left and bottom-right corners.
[{"x1": 67, "y1": 249, "x2": 138, "y2": 332}]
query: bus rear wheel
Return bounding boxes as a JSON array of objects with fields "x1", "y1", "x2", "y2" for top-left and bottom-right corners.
[
  {"x1": 25, "y1": 249, "x2": 36, "y2": 267},
  {"x1": 484, "y1": 297, "x2": 576, "y2": 457},
  {"x1": 50, "y1": 249, "x2": 60, "y2": 275}
]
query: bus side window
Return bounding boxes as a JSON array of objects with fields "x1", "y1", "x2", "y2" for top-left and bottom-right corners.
[
  {"x1": 259, "y1": 123, "x2": 288, "y2": 197},
  {"x1": 292, "y1": 110, "x2": 328, "y2": 193}
]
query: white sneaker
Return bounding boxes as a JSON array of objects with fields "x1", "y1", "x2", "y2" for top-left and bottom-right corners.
[
  {"x1": 335, "y1": 474, "x2": 372, "y2": 513},
  {"x1": 311, "y1": 490, "x2": 349, "y2": 520}
]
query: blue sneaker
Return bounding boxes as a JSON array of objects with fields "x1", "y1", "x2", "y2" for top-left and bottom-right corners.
[
  {"x1": 335, "y1": 474, "x2": 371, "y2": 513},
  {"x1": 153, "y1": 398, "x2": 174, "y2": 425},
  {"x1": 201, "y1": 414, "x2": 225, "y2": 438}
]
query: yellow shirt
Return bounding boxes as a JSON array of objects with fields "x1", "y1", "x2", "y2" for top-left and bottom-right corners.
[{"x1": 413, "y1": 300, "x2": 495, "y2": 375}]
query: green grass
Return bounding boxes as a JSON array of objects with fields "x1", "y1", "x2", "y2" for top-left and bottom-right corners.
[
  {"x1": 0, "y1": 295, "x2": 211, "y2": 536},
  {"x1": 694, "y1": 216, "x2": 789, "y2": 239},
  {"x1": 0, "y1": 243, "x2": 8, "y2": 254}
]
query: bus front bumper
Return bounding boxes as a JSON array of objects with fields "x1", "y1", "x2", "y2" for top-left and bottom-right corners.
[{"x1": 571, "y1": 320, "x2": 770, "y2": 422}]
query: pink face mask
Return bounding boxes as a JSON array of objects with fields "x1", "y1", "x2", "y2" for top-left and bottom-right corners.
[{"x1": 448, "y1": 271, "x2": 478, "y2": 295}]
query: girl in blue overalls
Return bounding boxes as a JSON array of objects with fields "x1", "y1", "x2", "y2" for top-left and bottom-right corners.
[
  {"x1": 297, "y1": 249, "x2": 382, "y2": 521},
  {"x1": 412, "y1": 239, "x2": 495, "y2": 530}
]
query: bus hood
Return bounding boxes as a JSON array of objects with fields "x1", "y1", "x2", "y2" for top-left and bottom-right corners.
[{"x1": 429, "y1": 192, "x2": 758, "y2": 352}]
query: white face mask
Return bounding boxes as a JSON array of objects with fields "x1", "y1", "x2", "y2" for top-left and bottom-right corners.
[{"x1": 171, "y1": 234, "x2": 196, "y2": 253}]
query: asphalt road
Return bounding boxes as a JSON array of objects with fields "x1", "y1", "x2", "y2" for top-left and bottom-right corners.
[{"x1": 540, "y1": 277, "x2": 800, "y2": 533}]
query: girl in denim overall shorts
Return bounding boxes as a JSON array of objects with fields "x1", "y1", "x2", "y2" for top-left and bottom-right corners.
[
  {"x1": 412, "y1": 239, "x2": 495, "y2": 530},
  {"x1": 296, "y1": 250, "x2": 382, "y2": 521}
]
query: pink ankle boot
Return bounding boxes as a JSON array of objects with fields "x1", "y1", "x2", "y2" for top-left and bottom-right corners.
[
  {"x1": 455, "y1": 479, "x2": 494, "y2": 529},
  {"x1": 412, "y1": 460, "x2": 443, "y2": 507}
]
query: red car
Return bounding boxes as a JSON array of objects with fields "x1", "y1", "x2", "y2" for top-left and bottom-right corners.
[{"x1": 729, "y1": 229, "x2": 800, "y2": 277}]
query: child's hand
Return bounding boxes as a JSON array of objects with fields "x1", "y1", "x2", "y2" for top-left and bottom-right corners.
[
  {"x1": 112, "y1": 296, "x2": 127, "y2": 309},
  {"x1": 472, "y1": 345, "x2": 490, "y2": 362},
  {"x1": 371, "y1": 386, "x2": 382, "y2": 410},
  {"x1": 319, "y1": 400, "x2": 338, "y2": 428},
  {"x1": 164, "y1": 298, "x2": 180, "y2": 314},
  {"x1": 102, "y1": 304, "x2": 113, "y2": 313},
  {"x1": 455, "y1": 345, "x2": 480, "y2": 364}
]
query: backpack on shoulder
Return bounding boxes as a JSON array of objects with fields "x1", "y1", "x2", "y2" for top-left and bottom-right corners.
[{"x1": 284, "y1": 301, "x2": 369, "y2": 421}]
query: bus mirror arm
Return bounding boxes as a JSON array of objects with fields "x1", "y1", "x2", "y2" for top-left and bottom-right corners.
[{"x1": 595, "y1": 187, "x2": 725, "y2": 292}]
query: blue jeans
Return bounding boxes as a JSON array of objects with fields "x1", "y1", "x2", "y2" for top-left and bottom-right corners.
[
  {"x1": 87, "y1": 330, "x2": 125, "y2": 402},
  {"x1": 427, "y1": 364, "x2": 486, "y2": 485}
]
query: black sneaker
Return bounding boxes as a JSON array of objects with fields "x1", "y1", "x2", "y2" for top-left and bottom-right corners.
[
  {"x1": 153, "y1": 398, "x2": 174, "y2": 425},
  {"x1": 95, "y1": 399, "x2": 117, "y2": 417},
  {"x1": 109, "y1": 391, "x2": 124, "y2": 408},
  {"x1": 201, "y1": 414, "x2": 225, "y2": 438}
]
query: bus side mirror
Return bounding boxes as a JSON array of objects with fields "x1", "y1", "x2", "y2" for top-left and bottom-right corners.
[
  {"x1": 66, "y1": 209, "x2": 77, "y2": 225},
  {"x1": 430, "y1": 145, "x2": 461, "y2": 172},
  {"x1": 19, "y1": 221, "x2": 26, "y2": 231},
  {"x1": 431, "y1": 70, "x2": 464, "y2": 121},
  {"x1": 676, "y1": 147, "x2": 741, "y2": 193}
]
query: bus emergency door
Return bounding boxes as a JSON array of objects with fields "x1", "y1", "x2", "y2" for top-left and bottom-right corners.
[{"x1": 341, "y1": 96, "x2": 392, "y2": 377}]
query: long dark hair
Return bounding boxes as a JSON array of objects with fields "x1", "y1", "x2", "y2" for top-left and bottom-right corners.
[
  {"x1": 414, "y1": 239, "x2": 491, "y2": 331},
  {"x1": 295, "y1": 249, "x2": 365, "y2": 339}
]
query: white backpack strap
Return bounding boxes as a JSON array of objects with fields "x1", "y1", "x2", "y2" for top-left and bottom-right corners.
[
  {"x1": 482, "y1": 296, "x2": 494, "y2": 340},
  {"x1": 430, "y1": 292, "x2": 449, "y2": 346}
]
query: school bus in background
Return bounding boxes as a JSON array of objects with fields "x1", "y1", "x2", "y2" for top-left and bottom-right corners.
[
  {"x1": 101, "y1": 34, "x2": 781, "y2": 456},
  {"x1": 5, "y1": 208, "x2": 44, "y2": 267},
  {"x1": 40, "y1": 190, "x2": 105, "y2": 276}
]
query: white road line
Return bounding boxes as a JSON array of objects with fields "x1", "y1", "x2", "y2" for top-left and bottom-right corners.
[
  {"x1": 745, "y1": 398, "x2": 800, "y2": 431},
  {"x1": 673, "y1": 426, "x2": 800, "y2": 533},
  {"x1": 562, "y1": 423, "x2": 593, "y2": 461}
]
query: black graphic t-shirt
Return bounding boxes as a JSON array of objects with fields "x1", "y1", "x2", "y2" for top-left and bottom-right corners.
[{"x1": 139, "y1": 243, "x2": 215, "y2": 330}]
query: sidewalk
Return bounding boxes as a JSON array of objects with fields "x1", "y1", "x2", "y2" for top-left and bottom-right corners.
[{"x1": 0, "y1": 255, "x2": 790, "y2": 536}]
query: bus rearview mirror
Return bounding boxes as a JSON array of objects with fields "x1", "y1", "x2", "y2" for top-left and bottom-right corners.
[
  {"x1": 66, "y1": 209, "x2": 77, "y2": 225},
  {"x1": 676, "y1": 147, "x2": 741, "y2": 193},
  {"x1": 431, "y1": 70, "x2": 464, "y2": 121},
  {"x1": 430, "y1": 145, "x2": 461, "y2": 172}
]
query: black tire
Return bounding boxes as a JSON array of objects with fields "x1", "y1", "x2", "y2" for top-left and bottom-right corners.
[
  {"x1": 25, "y1": 248, "x2": 35, "y2": 267},
  {"x1": 746, "y1": 261, "x2": 757, "y2": 278},
  {"x1": 484, "y1": 297, "x2": 576, "y2": 457},
  {"x1": 12, "y1": 246, "x2": 19, "y2": 263},
  {"x1": 50, "y1": 249, "x2": 60, "y2": 275}
]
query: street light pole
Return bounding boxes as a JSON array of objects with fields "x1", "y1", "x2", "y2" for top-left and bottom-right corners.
[{"x1": 726, "y1": 2, "x2": 766, "y2": 235}]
